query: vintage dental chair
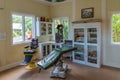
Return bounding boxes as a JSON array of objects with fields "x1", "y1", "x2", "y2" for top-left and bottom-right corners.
[
  {"x1": 21, "y1": 38, "x2": 39, "y2": 69},
  {"x1": 37, "y1": 46, "x2": 77, "y2": 78}
]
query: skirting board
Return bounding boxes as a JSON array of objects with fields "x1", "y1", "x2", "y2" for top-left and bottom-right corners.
[
  {"x1": 0, "y1": 60, "x2": 23, "y2": 72},
  {"x1": 103, "y1": 62, "x2": 120, "y2": 68}
]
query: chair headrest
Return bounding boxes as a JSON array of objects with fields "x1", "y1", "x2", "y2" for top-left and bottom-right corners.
[{"x1": 30, "y1": 38, "x2": 38, "y2": 49}]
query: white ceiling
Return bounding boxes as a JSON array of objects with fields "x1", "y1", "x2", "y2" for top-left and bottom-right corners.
[{"x1": 34, "y1": 0, "x2": 73, "y2": 5}]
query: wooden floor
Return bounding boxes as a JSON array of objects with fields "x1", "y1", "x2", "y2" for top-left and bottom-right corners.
[{"x1": 0, "y1": 60, "x2": 120, "y2": 80}]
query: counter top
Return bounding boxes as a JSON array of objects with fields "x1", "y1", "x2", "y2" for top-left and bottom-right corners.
[{"x1": 39, "y1": 41, "x2": 64, "y2": 45}]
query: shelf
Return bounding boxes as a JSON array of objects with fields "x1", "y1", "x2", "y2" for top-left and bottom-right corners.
[
  {"x1": 88, "y1": 59, "x2": 97, "y2": 64},
  {"x1": 75, "y1": 54, "x2": 84, "y2": 61},
  {"x1": 74, "y1": 51, "x2": 84, "y2": 55},
  {"x1": 88, "y1": 41, "x2": 97, "y2": 43},
  {"x1": 72, "y1": 19, "x2": 102, "y2": 23},
  {"x1": 88, "y1": 56, "x2": 97, "y2": 60}
]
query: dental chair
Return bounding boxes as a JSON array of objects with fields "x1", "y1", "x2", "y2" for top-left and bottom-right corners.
[{"x1": 21, "y1": 38, "x2": 39, "y2": 69}]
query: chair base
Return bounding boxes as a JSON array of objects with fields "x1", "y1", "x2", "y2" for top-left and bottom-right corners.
[
  {"x1": 25, "y1": 61, "x2": 38, "y2": 69},
  {"x1": 50, "y1": 64, "x2": 68, "y2": 79}
]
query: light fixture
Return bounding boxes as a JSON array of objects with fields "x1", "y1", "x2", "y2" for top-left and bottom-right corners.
[{"x1": 46, "y1": 0, "x2": 66, "y2": 3}]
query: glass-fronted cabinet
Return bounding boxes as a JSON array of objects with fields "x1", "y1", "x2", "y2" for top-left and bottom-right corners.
[
  {"x1": 40, "y1": 22, "x2": 53, "y2": 36},
  {"x1": 39, "y1": 42, "x2": 63, "y2": 59},
  {"x1": 72, "y1": 22, "x2": 101, "y2": 68},
  {"x1": 39, "y1": 43, "x2": 52, "y2": 58},
  {"x1": 36, "y1": 18, "x2": 53, "y2": 36}
]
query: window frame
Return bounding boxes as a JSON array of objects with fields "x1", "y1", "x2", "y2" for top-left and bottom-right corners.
[
  {"x1": 110, "y1": 11, "x2": 120, "y2": 45},
  {"x1": 11, "y1": 12, "x2": 36, "y2": 45}
]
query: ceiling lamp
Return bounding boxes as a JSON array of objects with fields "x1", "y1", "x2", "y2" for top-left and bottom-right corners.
[{"x1": 46, "y1": 0, "x2": 66, "y2": 2}]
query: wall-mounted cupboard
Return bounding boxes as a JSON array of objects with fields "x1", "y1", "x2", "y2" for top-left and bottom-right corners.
[{"x1": 36, "y1": 18, "x2": 53, "y2": 37}]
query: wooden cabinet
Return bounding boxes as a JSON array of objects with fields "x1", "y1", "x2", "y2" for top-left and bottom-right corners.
[
  {"x1": 72, "y1": 22, "x2": 101, "y2": 68},
  {"x1": 36, "y1": 18, "x2": 53, "y2": 36}
]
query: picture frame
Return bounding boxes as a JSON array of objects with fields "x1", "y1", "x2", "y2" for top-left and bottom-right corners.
[{"x1": 81, "y1": 7, "x2": 94, "y2": 18}]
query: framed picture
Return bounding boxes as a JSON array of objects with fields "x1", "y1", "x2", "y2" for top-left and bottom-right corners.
[{"x1": 81, "y1": 7, "x2": 94, "y2": 18}]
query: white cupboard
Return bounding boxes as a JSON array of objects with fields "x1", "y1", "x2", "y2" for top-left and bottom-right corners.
[
  {"x1": 36, "y1": 18, "x2": 53, "y2": 36},
  {"x1": 72, "y1": 22, "x2": 101, "y2": 68}
]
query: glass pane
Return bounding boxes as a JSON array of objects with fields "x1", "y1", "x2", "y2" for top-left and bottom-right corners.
[
  {"x1": 87, "y1": 28, "x2": 97, "y2": 43},
  {"x1": 74, "y1": 28, "x2": 84, "y2": 43},
  {"x1": 54, "y1": 20, "x2": 60, "y2": 28},
  {"x1": 54, "y1": 20, "x2": 60, "y2": 33},
  {"x1": 62, "y1": 19, "x2": 69, "y2": 40},
  {"x1": 74, "y1": 44, "x2": 84, "y2": 61},
  {"x1": 87, "y1": 45, "x2": 97, "y2": 64},
  {"x1": 25, "y1": 16, "x2": 32, "y2": 40},
  {"x1": 41, "y1": 23, "x2": 46, "y2": 35},
  {"x1": 47, "y1": 45, "x2": 50, "y2": 55},
  {"x1": 42, "y1": 45, "x2": 46, "y2": 57},
  {"x1": 48, "y1": 23, "x2": 52, "y2": 34},
  {"x1": 112, "y1": 14, "x2": 120, "y2": 44},
  {"x1": 54, "y1": 20, "x2": 63, "y2": 43},
  {"x1": 12, "y1": 15, "x2": 23, "y2": 43},
  {"x1": 54, "y1": 18, "x2": 69, "y2": 40}
]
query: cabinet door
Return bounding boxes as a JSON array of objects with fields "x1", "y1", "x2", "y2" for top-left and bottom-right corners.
[
  {"x1": 86, "y1": 27, "x2": 100, "y2": 68},
  {"x1": 42, "y1": 44, "x2": 46, "y2": 57},
  {"x1": 47, "y1": 23, "x2": 52, "y2": 35},
  {"x1": 41, "y1": 44, "x2": 52, "y2": 57},
  {"x1": 40, "y1": 23, "x2": 47, "y2": 35},
  {"x1": 86, "y1": 45, "x2": 99, "y2": 66},
  {"x1": 87, "y1": 28, "x2": 97, "y2": 44},
  {"x1": 47, "y1": 44, "x2": 52, "y2": 55},
  {"x1": 74, "y1": 28, "x2": 85, "y2": 43},
  {"x1": 73, "y1": 44, "x2": 85, "y2": 64}
]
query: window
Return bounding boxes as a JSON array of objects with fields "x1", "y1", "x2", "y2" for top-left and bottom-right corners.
[
  {"x1": 12, "y1": 13, "x2": 35, "y2": 44},
  {"x1": 111, "y1": 13, "x2": 120, "y2": 44},
  {"x1": 53, "y1": 17, "x2": 69, "y2": 40}
]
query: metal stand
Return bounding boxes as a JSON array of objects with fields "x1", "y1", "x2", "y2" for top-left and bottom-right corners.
[{"x1": 50, "y1": 60, "x2": 68, "y2": 79}]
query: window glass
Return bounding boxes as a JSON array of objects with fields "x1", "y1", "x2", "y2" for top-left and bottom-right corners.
[
  {"x1": 12, "y1": 15, "x2": 23, "y2": 43},
  {"x1": 25, "y1": 16, "x2": 32, "y2": 40},
  {"x1": 111, "y1": 13, "x2": 120, "y2": 44},
  {"x1": 54, "y1": 19, "x2": 60, "y2": 33},
  {"x1": 62, "y1": 19, "x2": 69, "y2": 40},
  {"x1": 12, "y1": 13, "x2": 34, "y2": 44},
  {"x1": 53, "y1": 17, "x2": 69, "y2": 40}
]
